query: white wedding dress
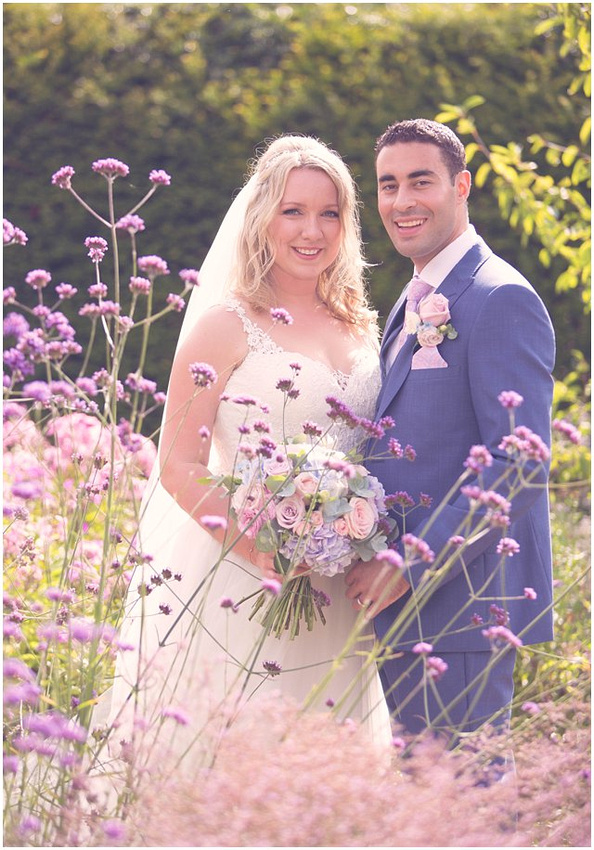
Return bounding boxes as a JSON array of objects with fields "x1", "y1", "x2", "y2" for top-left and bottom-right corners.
[{"x1": 99, "y1": 300, "x2": 391, "y2": 773}]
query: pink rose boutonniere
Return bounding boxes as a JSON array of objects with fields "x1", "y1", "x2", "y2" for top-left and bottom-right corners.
[{"x1": 415, "y1": 293, "x2": 458, "y2": 348}]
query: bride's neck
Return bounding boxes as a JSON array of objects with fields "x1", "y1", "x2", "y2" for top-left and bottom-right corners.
[{"x1": 270, "y1": 282, "x2": 323, "y2": 314}]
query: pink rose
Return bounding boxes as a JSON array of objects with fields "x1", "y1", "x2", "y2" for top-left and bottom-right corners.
[
  {"x1": 294, "y1": 471, "x2": 320, "y2": 499},
  {"x1": 233, "y1": 484, "x2": 275, "y2": 538},
  {"x1": 333, "y1": 516, "x2": 350, "y2": 536},
  {"x1": 343, "y1": 497, "x2": 377, "y2": 539},
  {"x1": 295, "y1": 510, "x2": 324, "y2": 537},
  {"x1": 419, "y1": 293, "x2": 450, "y2": 327},
  {"x1": 276, "y1": 494, "x2": 306, "y2": 530},
  {"x1": 417, "y1": 326, "x2": 445, "y2": 347}
]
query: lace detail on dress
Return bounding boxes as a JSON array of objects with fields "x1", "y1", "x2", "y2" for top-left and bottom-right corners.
[
  {"x1": 225, "y1": 298, "x2": 351, "y2": 391},
  {"x1": 225, "y1": 298, "x2": 280, "y2": 357}
]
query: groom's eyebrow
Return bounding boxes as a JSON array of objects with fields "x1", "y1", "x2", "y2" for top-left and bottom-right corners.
[{"x1": 378, "y1": 169, "x2": 437, "y2": 184}]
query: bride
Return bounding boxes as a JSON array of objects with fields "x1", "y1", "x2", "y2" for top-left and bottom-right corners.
[{"x1": 102, "y1": 136, "x2": 391, "y2": 769}]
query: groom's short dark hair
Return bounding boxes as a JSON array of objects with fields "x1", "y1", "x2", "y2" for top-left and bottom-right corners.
[{"x1": 375, "y1": 119, "x2": 467, "y2": 180}]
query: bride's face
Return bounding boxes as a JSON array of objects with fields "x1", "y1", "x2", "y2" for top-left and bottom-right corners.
[{"x1": 267, "y1": 167, "x2": 342, "y2": 288}]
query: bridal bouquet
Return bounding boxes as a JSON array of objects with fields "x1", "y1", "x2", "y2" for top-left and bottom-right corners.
[{"x1": 227, "y1": 436, "x2": 396, "y2": 638}]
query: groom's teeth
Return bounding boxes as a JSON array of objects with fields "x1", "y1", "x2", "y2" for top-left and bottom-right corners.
[{"x1": 397, "y1": 219, "x2": 424, "y2": 228}]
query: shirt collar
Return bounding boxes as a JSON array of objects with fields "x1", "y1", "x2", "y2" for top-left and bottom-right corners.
[{"x1": 413, "y1": 224, "x2": 478, "y2": 289}]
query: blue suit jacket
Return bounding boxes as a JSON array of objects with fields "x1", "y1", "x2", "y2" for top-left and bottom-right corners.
[{"x1": 368, "y1": 237, "x2": 556, "y2": 652}]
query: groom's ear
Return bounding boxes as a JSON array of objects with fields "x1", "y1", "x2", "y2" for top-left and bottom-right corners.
[{"x1": 455, "y1": 170, "x2": 472, "y2": 203}]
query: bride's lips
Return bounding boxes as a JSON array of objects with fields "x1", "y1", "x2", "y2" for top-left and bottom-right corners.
[{"x1": 292, "y1": 246, "x2": 323, "y2": 258}]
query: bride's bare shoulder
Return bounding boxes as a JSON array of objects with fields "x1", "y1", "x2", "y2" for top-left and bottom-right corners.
[{"x1": 178, "y1": 303, "x2": 248, "y2": 365}]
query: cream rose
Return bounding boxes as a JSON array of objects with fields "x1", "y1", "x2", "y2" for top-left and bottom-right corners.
[
  {"x1": 343, "y1": 497, "x2": 377, "y2": 539},
  {"x1": 418, "y1": 293, "x2": 450, "y2": 327},
  {"x1": 417, "y1": 326, "x2": 445, "y2": 348},
  {"x1": 294, "y1": 471, "x2": 320, "y2": 499}
]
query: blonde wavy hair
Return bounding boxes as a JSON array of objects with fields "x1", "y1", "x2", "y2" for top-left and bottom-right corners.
[{"x1": 230, "y1": 135, "x2": 378, "y2": 337}]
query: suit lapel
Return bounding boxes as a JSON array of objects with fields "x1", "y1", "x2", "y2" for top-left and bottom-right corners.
[{"x1": 376, "y1": 239, "x2": 492, "y2": 418}]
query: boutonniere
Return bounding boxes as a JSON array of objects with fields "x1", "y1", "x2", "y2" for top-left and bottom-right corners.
[{"x1": 406, "y1": 292, "x2": 458, "y2": 348}]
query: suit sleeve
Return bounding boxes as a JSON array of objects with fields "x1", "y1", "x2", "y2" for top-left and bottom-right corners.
[{"x1": 405, "y1": 280, "x2": 556, "y2": 589}]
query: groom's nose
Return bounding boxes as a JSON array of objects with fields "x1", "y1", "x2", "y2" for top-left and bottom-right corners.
[{"x1": 390, "y1": 186, "x2": 416, "y2": 211}]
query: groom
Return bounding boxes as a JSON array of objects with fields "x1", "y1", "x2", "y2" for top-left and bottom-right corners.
[{"x1": 346, "y1": 119, "x2": 555, "y2": 738}]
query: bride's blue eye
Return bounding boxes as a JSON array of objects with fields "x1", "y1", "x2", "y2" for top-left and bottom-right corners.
[{"x1": 323, "y1": 210, "x2": 340, "y2": 219}]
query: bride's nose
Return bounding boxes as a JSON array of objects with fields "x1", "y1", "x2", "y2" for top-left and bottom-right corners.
[{"x1": 300, "y1": 214, "x2": 324, "y2": 239}]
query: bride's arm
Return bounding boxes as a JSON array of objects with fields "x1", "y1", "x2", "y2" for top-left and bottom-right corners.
[{"x1": 158, "y1": 305, "x2": 276, "y2": 579}]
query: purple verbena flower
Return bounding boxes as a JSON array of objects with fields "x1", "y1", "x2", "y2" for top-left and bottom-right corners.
[
  {"x1": 103, "y1": 819, "x2": 127, "y2": 841},
  {"x1": 303, "y1": 420, "x2": 323, "y2": 437},
  {"x1": 553, "y1": 418, "x2": 582, "y2": 445},
  {"x1": 498, "y1": 390, "x2": 524, "y2": 409},
  {"x1": 404, "y1": 444, "x2": 417, "y2": 461},
  {"x1": 200, "y1": 515, "x2": 228, "y2": 531},
  {"x1": 3, "y1": 312, "x2": 30, "y2": 339},
  {"x1": 92, "y1": 158, "x2": 130, "y2": 179},
  {"x1": 51, "y1": 165, "x2": 75, "y2": 189},
  {"x1": 489, "y1": 604, "x2": 509, "y2": 626},
  {"x1": 449, "y1": 535, "x2": 465, "y2": 547},
  {"x1": 166, "y1": 293, "x2": 185, "y2": 311},
  {"x1": 88, "y1": 282, "x2": 108, "y2": 298},
  {"x1": 149, "y1": 169, "x2": 172, "y2": 186},
  {"x1": 138, "y1": 254, "x2": 170, "y2": 278},
  {"x1": 524, "y1": 586, "x2": 537, "y2": 600},
  {"x1": 189, "y1": 361, "x2": 218, "y2": 388},
  {"x1": 425, "y1": 656, "x2": 448, "y2": 680},
  {"x1": 3, "y1": 218, "x2": 28, "y2": 245},
  {"x1": 496, "y1": 537, "x2": 521, "y2": 557},
  {"x1": 129, "y1": 276, "x2": 151, "y2": 295},
  {"x1": 375, "y1": 549, "x2": 404, "y2": 568},
  {"x1": 261, "y1": 578, "x2": 282, "y2": 596},
  {"x1": 116, "y1": 214, "x2": 145, "y2": 233},
  {"x1": 412, "y1": 641, "x2": 434, "y2": 654},
  {"x1": 85, "y1": 236, "x2": 109, "y2": 263},
  {"x1": 521, "y1": 701, "x2": 541, "y2": 715},
  {"x1": 464, "y1": 444, "x2": 494, "y2": 473},
  {"x1": 161, "y1": 705, "x2": 191, "y2": 725},
  {"x1": 25, "y1": 269, "x2": 51, "y2": 290},
  {"x1": 262, "y1": 660, "x2": 282, "y2": 676},
  {"x1": 387, "y1": 438, "x2": 403, "y2": 459},
  {"x1": 401, "y1": 533, "x2": 435, "y2": 563},
  {"x1": 179, "y1": 268, "x2": 200, "y2": 287},
  {"x1": 56, "y1": 282, "x2": 78, "y2": 300},
  {"x1": 385, "y1": 491, "x2": 414, "y2": 509},
  {"x1": 270, "y1": 307, "x2": 293, "y2": 325},
  {"x1": 4, "y1": 287, "x2": 16, "y2": 303},
  {"x1": 482, "y1": 625, "x2": 523, "y2": 648}
]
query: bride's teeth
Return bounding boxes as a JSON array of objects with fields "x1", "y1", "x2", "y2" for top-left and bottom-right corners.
[{"x1": 295, "y1": 248, "x2": 319, "y2": 255}]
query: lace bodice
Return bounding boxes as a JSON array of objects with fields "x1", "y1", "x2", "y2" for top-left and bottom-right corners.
[{"x1": 210, "y1": 300, "x2": 381, "y2": 473}]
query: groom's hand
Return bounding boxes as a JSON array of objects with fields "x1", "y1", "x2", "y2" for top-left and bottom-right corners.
[{"x1": 345, "y1": 558, "x2": 410, "y2": 617}]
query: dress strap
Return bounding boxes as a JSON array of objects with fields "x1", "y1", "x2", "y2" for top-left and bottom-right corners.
[{"x1": 224, "y1": 298, "x2": 280, "y2": 355}]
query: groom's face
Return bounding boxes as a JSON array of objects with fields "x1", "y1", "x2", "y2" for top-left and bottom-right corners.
[{"x1": 376, "y1": 141, "x2": 471, "y2": 271}]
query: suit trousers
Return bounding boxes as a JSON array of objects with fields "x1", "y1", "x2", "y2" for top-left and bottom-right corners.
[{"x1": 378, "y1": 647, "x2": 517, "y2": 739}]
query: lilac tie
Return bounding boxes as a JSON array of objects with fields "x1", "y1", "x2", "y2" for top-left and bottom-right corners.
[{"x1": 390, "y1": 276, "x2": 433, "y2": 363}]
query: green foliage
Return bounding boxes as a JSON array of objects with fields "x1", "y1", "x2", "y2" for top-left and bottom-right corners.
[
  {"x1": 514, "y1": 490, "x2": 590, "y2": 711},
  {"x1": 436, "y1": 4, "x2": 590, "y2": 385},
  {"x1": 4, "y1": 2, "x2": 589, "y2": 396}
]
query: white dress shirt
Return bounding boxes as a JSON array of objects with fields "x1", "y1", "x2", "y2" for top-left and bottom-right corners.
[{"x1": 385, "y1": 224, "x2": 478, "y2": 370}]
